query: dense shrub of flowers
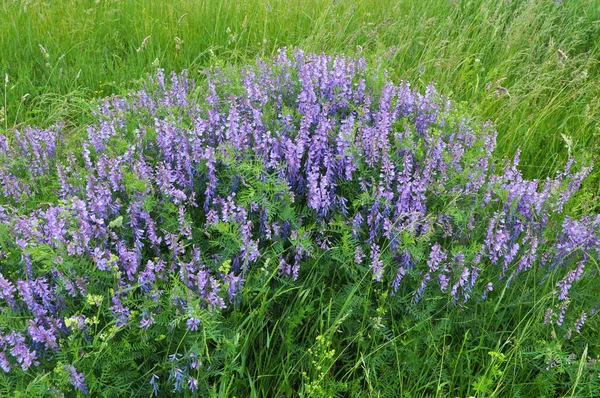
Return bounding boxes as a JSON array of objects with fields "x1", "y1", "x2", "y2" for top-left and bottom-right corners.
[{"x1": 0, "y1": 49, "x2": 598, "y2": 395}]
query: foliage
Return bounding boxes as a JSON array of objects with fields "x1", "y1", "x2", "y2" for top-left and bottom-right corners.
[
  {"x1": 1, "y1": 0, "x2": 599, "y2": 185},
  {"x1": 0, "y1": 49, "x2": 599, "y2": 397}
]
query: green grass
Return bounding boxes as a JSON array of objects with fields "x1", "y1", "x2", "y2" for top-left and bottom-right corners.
[
  {"x1": 2, "y1": 0, "x2": 599, "y2": 182},
  {"x1": 2, "y1": 0, "x2": 600, "y2": 396}
]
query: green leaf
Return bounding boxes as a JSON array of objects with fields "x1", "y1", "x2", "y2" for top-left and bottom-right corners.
[{"x1": 109, "y1": 216, "x2": 123, "y2": 229}]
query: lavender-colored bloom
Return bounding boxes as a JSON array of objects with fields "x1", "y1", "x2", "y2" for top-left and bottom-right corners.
[
  {"x1": 170, "y1": 367, "x2": 185, "y2": 393},
  {"x1": 438, "y1": 274, "x2": 450, "y2": 293},
  {"x1": 186, "y1": 317, "x2": 200, "y2": 331},
  {"x1": 516, "y1": 233, "x2": 538, "y2": 275},
  {"x1": 17, "y1": 280, "x2": 46, "y2": 318},
  {"x1": 574, "y1": 312, "x2": 587, "y2": 333},
  {"x1": 354, "y1": 247, "x2": 365, "y2": 264},
  {"x1": 484, "y1": 214, "x2": 509, "y2": 267},
  {"x1": 544, "y1": 307, "x2": 553, "y2": 324},
  {"x1": 7, "y1": 332, "x2": 38, "y2": 370},
  {"x1": 155, "y1": 162, "x2": 187, "y2": 204},
  {"x1": 391, "y1": 253, "x2": 409, "y2": 295},
  {"x1": 0, "y1": 274, "x2": 16, "y2": 309},
  {"x1": 414, "y1": 273, "x2": 430, "y2": 303},
  {"x1": 187, "y1": 352, "x2": 200, "y2": 371},
  {"x1": 188, "y1": 376, "x2": 198, "y2": 391},
  {"x1": 168, "y1": 353, "x2": 183, "y2": 362},
  {"x1": 369, "y1": 244, "x2": 384, "y2": 281},
  {"x1": 427, "y1": 243, "x2": 446, "y2": 273},
  {"x1": 352, "y1": 212, "x2": 364, "y2": 240},
  {"x1": 450, "y1": 267, "x2": 470, "y2": 302},
  {"x1": 140, "y1": 311, "x2": 155, "y2": 330},
  {"x1": 481, "y1": 282, "x2": 493, "y2": 300},
  {"x1": 223, "y1": 272, "x2": 243, "y2": 304},
  {"x1": 555, "y1": 258, "x2": 585, "y2": 301},
  {"x1": 150, "y1": 374, "x2": 160, "y2": 396},
  {"x1": 28, "y1": 321, "x2": 58, "y2": 350},
  {"x1": 13, "y1": 125, "x2": 60, "y2": 177},
  {"x1": 110, "y1": 295, "x2": 131, "y2": 327},
  {"x1": 65, "y1": 364, "x2": 88, "y2": 395},
  {"x1": 0, "y1": 353, "x2": 10, "y2": 373},
  {"x1": 554, "y1": 217, "x2": 598, "y2": 266},
  {"x1": 557, "y1": 303, "x2": 568, "y2": 326}
]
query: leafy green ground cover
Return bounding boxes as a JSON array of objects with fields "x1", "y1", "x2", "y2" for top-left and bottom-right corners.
[{"x1": 1, "y1": 0, "x2": 600, "y2": 396}]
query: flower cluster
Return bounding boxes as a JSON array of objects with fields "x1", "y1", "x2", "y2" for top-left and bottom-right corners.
[
  {"x1": 0, "y1": 124, "x2": 61, "y2": 202},
  {"x1": 0, "y1": 48, "x2": 597, "y2": 394}
]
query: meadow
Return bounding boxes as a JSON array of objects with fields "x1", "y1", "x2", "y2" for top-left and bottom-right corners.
[{"x1": 1, "y1": 0, "x2": 600, "y2": 396}]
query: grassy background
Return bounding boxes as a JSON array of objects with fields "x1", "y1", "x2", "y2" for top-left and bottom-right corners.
[
  {"x1": 2, "y1": 1, "x2": 600, "y2": 395},
  {"x1": 2, "y1": 0, "x2": 599, "y2": 183}
]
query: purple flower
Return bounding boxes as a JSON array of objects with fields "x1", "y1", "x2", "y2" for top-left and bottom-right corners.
[
  {"x1": 414, "y1": 273, "x2": 431, "y2": 303},
  {"x1": 0, "y1": 274, "x2": 16, "y2": 309},
  {"x1": 438, "y1": 274, "x2": 450, "y2": 292},
  {"x1": 65, "y1": 364, "x2": 88, "y2": 395},
  {"x1": 557, "y1": 303, "x2": 568, "y2": 326},
  {"x1": 170, "y1": 367, "x2": 185, "y2": 393},
  {"x1": 427, "y1": 243, "x2": 446, "y2": 273},
  {"x1": 186, "y1": 317, "x2": 200, "y2": 331},
  {"x1": 574, "y1": 312, "x2": 587, "y2": 333},
  {"x1": 188, "y1": 352, "x2": 200, "y2": 371},
  {"x1": 555, "y1": 258, "x2": 585, "y2": 301},
  {"x1": 8, "y1": 334, "x2": 38, "y2": 370},
  {"x1": 188, "y1": 376, "x2": 198, "y2": 391},
  {"x1": 28, "y1": 321, "x2": 58, "y2": 350},
  {"x1": 482, "y1": 282, "x2": 493, "y2": 300},
  {"x1": 450, "y1": 267, "x2": 470, "y2": 302},
  {"x1": 150, "y1": 374, "x2": 160, "y2": 396},
  {"x1": 352, "y1": 212, "x2": 364, "y2": 239},
  {"x1": 140, "y1": 311, "x2": 155, "y2": 330},
  {"x1": 354, "y1": 247, "x2": 365, "y2": 264},
  {"x1": 0, "y1": 353, "x2": 10, "y2": 373},
  {"x1": 484, "y1": 213, "x2": 509, "y2": 267},
  {"x1": 544, "y1": 308, "x2": 553, "y2": 324},
  {"x1": 369, "y1": 244, "x2": 384, "y2": 281}
]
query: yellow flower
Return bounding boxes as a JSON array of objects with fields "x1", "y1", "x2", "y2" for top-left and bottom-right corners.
[{"x1": 86, "y1": 294, "x2": 103, "y2": 306}]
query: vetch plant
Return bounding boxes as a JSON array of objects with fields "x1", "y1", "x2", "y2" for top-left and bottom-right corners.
[{"x1": 0, "y1": 48, "x2": 597, "y2": 395}]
